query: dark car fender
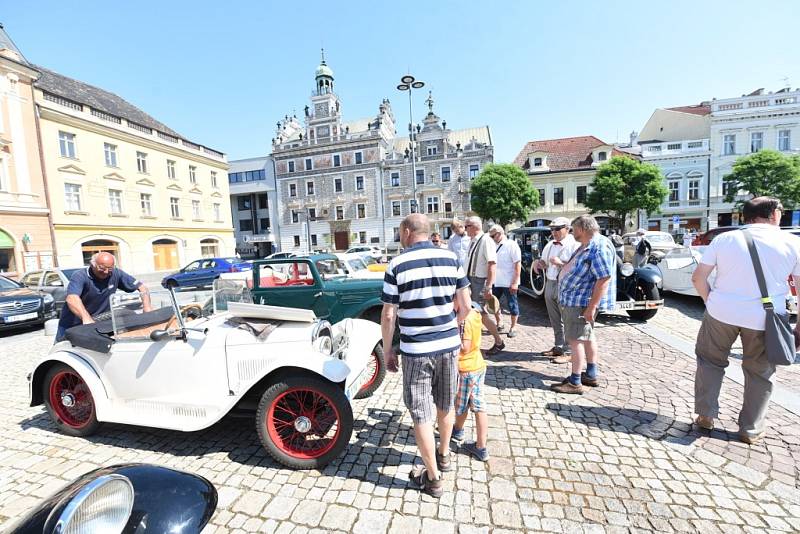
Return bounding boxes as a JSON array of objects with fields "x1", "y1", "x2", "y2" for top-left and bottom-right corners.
[
  {"x1": 634, "y1": 264, "x2": 662, "y2": 287},
  {"x1": 8, "y1": 464, "x2": 217, "y2": 534}
]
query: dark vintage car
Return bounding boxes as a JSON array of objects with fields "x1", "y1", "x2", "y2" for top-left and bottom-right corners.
[
  {"x1": 0, "y1": 275, "x2": 57, "y2": 331},
  {"x1": 509, "y1": 227, "x2": 663, "y2": 321},
  {"x1": 20, "y1": 268, "x2": 82, "y2": 315},
  {"x1": 6, "y1": 463, "x2": 216, "y2": 533}
]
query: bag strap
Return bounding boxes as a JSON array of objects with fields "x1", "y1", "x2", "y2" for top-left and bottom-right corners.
[{"x1": 741, "y1": 228, "x2": 773, "y2": 310}]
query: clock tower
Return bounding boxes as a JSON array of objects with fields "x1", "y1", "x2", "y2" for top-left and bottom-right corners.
[{"x1": 306, "y1": 49, "x2": 342, "y2": 142}]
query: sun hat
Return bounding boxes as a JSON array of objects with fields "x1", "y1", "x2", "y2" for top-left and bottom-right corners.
[
  {"x1": 549, "y1": 217, "x2": 571, "y2": 228},
  {"x1": 483, "y1": 294, "x2": 501, "y2": 315}
]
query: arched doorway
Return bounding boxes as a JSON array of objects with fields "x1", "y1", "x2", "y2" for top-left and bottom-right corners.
[
  {"x1": 0, "y1": 229, "x2": 16, "y2": 274},
  {"x1": 200, "y1": 238, "x2": 219, "y2": 258},
  {"x1": 81, "y1": 239, "x2": 120, "y2": 266},
  {"x1": 152, "y1": 239, "x2": 179, "y2": 271}
]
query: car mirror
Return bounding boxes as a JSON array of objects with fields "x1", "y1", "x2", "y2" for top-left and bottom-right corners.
[{"x1": 150, "y1": 329, "x2": 172, "y2": 342}]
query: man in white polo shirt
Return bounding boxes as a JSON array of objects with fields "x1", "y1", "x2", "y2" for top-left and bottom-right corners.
[
  {"x1": 692, "y1": 196, "x2": 800, "y2": 444},
  {"x1": 489, "y1": 224, "x2": 522, "y2": 337}
]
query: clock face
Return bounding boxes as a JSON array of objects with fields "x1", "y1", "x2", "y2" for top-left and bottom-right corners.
[{"x1": 315, "y1": 103, "x2": 328, "y2": 117}]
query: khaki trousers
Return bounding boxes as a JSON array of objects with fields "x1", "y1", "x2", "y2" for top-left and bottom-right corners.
[
  {"x1": 544, "y1": 278, "x2": 565, "y2": 350},
  {"x1": 694, "y1": 312, "x2": 776, "y2": 434}
]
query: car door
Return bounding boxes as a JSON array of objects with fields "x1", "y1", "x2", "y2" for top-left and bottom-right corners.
[
  {"x1": 196, "y1": 259, "x2": 216, "y2": 287},
  {"x1": 253, "y1": 261, "x2": 331, "y2": 319},
  {"x1": 41, "y1": 271, "x2": 67, "y2": 308},
  {"x1": 176, "y1": 260, "x2": 202, "y2": 286}
]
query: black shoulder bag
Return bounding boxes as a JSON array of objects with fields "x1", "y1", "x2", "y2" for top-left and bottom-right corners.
[{"x1": 742, "y1": 229, "x2": 796, "y2": 366}]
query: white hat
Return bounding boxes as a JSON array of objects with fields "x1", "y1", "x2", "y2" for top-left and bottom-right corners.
[
  {"x1": 549, "y1": 217, "x2": 571, "y2": 228},
  {"x1": 636, "y1": 228, "x2": 646, "y2": 235}
]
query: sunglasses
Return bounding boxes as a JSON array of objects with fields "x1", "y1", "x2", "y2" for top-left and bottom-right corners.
[{"x1": 549, "y1": 226, "x2": 565, "y2": 231}]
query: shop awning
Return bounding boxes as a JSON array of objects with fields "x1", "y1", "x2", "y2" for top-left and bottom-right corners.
[{"x1": 0, "y1": 230, "x2": 14, "y2": 248}]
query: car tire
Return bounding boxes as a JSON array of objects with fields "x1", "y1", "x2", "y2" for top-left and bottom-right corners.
[
  {"x1": 43, "y1": 364, "x2": 101, "y2": 437},
  {"x1": 256, "y1": 376, "x2": 353, "y2": 470},
  {"x1": 626, "y1": 283, "x2": 659, "y2": 321},
  {"x1": 355, "y1": 342, "x2": 386, "y2": 399},
  {"x1": 530, "y1": 268, "x2": 545, "y2": 298},
  {"x1": 166, "y1": 279, "x2": 179, "y2": 290}
]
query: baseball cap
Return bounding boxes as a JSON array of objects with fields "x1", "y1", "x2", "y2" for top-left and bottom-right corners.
[{"x1": 549, "y1": 217, "x2": 571, "y2": 229}]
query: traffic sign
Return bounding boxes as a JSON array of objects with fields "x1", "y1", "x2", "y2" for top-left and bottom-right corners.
[{"x1": 672, "y1": 215, "x2": 680, "y2": 224}]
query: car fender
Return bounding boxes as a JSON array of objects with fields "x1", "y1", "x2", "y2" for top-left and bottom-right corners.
[
  {"x1": 29, "y1": 350, "x2": 111, "y2": 420},
  {"x1": 634, "y1": 265, "x2": 662, "y2": 286}
]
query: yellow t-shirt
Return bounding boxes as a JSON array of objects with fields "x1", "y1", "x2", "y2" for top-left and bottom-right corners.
[{"x1": 458, "y1": 310, "x2": 486, "y2": 373}]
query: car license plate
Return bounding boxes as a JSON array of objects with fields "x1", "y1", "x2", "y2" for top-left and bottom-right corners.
[
  {"x1": 5, "y1": 312, "x2": 38, "y2": 323},
  {"x1": 615, "y1": 301, "x2": 636, "y2": 310}
]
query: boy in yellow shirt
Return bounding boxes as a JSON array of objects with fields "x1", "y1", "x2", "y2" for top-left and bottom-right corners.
[{"x1": 452, "y1": 300, "x2": 489, "y2": 461}]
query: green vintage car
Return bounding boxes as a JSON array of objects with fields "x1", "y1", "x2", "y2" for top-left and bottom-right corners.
[{"x1": 250, "y1": 254, "x2": 387, "y2": 397}]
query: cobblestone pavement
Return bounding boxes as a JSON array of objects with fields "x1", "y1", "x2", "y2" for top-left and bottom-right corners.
[{"x1": 1, "y1": 297, "x2": 800, "y2": 533}]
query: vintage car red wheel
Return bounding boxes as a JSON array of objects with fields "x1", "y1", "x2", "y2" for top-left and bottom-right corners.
[
  {"x1": 43, "y1": 364, "x2": 101, "y2": 437},
  {"x1": 354, "y1": 343, "x2": 386, "y2": 400},
  {"x1": 256, "y1": 376, "x2": 353, "y2": 470}
]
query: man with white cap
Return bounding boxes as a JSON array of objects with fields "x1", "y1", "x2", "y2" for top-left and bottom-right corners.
[{"x1": 534, "y1": 217, "x2": 579, "y2": 362}]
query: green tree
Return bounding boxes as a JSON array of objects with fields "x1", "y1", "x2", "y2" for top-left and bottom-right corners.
[
  {"x1": 723, "y1": 149, "x2": 800, "y2": 207},
  {"x1": 585, "y1": 156, "x2": 668, "y2": 230},
  {"x1": 470, "y1": 163, "x2": 539, "y2": 226}
]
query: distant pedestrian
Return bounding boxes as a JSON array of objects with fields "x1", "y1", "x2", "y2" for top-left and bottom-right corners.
[
  {"x1": 451, "y1": 298, "x2": 489, "y2": 461},
  {"x1": 535, "y1": 217, "x2": 579, "y2": 362},
  {"x1": 464, "y1": 216, "x2": 505, "y2": 354},
  {"x1": 632, "y1": 228, "x2": 651, "y2": 267},
  {"x1": 691, "y1": 196, "x2": 800, "y2": 444},
  {"x1": 430, "y1": 232, "x2": 445, "y2": 248},
  {"x1": 488, "y1": 224, "x2": 522, "y2": 338},
  {"x1": 448, "y1": 220, "x2": 471, "y2": 268},
  {"x1": 551, "y1": 215, "x2": 616, "y2": 394},
  {"x1": 381, "y1": 213, "x2": 471, "y2": 498},
  {"x1": 683, "y1": 231, "x2": 694, "y2": 248}
]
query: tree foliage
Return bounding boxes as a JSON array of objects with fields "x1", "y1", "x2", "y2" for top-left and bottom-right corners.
[
  {"x1": 585, "y1": 156, "x2": 668, "y2": 230},
  {"x1": 470, "y1": 163, "x2": 539, "y2": 226},
  {"x1": 723, "y1": 149, "x2": 800, "y2": 208}
]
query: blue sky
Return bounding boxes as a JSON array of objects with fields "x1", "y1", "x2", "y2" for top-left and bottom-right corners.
[{"x1": 5, "y1": 1, "x2": 799, "y2": 163}]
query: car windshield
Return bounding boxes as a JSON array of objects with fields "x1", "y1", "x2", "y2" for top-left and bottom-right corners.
[
  {"x1": 647, "y1": 233, "x2": 675, "y2": 244},
  {"x1": 316, "y1": 259, "x2": 348, "y2": 278},
  {"x1": 0, "y1": 276, "x2": 20, "y2": 289},
  {"x1": 346, "y1": 257, "x2": 368, "y2": 272}
]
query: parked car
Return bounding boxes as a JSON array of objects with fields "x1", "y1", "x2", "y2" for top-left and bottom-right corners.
[
  {"x1": 692, "y1": 226, "x2": 737, "y2": 246},
  {"x1": 509, "y1": 227, "x2": 664, "y2": 320},
  {"x1": 621, "y1": 231, "x2": 681, "y2": 262},
  {"x1": 30, "y1": 282, "x2": 382, "y2": 469},
  {"x1": 335, "y1": 253, "x2": 385, "y2": 280},
  {"x1": 264, "y1": 251, "x2": 299, "y2": 260},
  {"x1": 20, "y1": 267, "x2": 82, "y2": 314},
  {"x1": 7, "y1": 463, "x2": 216, "y2": 533},
  {"x1": 161, "y1": 257, "x2": 252, "y2": 289},
  {"x1": 345, "y1": 245, "x2": 383, "y2": 261},
  {"x1": 0, "y1": 275, "x2": 57, "y2": 331}
]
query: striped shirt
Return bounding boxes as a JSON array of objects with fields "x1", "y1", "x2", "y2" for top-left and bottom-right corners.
[{"x1": 382, "y1": 241, "x2": 469, "y2": 357}]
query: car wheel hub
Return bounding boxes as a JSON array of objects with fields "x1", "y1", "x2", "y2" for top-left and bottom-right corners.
[
  {"x1": 61, "y1": 392, "x2": 75, "y2": 408},
  {"x1": 294, "y1": 416, "x2": 312, "y2": 433}
]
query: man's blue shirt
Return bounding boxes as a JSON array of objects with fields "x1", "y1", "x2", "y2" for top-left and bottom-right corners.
[
  {"x1": 57, "y1": 267, "x2": 141, "y2": 329},
  {"x1": 558, "y1": 234, "x2": 617, "y2": 310}
]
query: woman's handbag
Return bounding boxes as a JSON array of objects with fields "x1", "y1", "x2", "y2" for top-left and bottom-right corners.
[{"x1": 742, "y1": 229, "x2": 797, "y2": 366}]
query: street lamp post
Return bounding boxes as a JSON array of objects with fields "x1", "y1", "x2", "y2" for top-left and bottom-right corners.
[{"x1": 397, "y1": 75, "x2": 425, "y2": 215}]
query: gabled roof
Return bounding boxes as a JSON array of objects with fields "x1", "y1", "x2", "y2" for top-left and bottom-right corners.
[
  {"x1": 664, "y1": 104, "x2": 711, "y2": 116},
  {"x1": 391, "y1": 126, "x2": 492, "y2": 154},
  {"x1": 34, "y1": 65, "x2": 182, "y2": 138},
  {"x1": 0, "y1": 24, "x2": 30, "y2": 66},
  {"x1": 513, "y1": 135, "x2": 617, "y2": 172}
]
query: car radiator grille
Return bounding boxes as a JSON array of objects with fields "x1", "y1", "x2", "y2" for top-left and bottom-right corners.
[{"x1": 0, "y1": 299, "x2": 40, "y2": 314}]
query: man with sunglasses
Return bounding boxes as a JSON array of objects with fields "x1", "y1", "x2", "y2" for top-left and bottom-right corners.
[
  {"x1": 55, "y1": 251, "x2": 151, "y2": 342},
  {"x1": 534, "y1": 217, "x2": 579, "y2": 362}
]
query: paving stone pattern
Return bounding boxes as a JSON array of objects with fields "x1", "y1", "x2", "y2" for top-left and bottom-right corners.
[{"x1": 0, "y1": 297, "x2": 799, "y2": 533}]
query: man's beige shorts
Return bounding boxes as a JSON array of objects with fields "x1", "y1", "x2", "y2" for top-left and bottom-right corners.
[{"x1": 562, "y1": 305, "x2": 596, "y2": 342}]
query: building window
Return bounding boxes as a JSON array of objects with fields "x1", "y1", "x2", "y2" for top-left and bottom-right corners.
[
  {"x1": 410, "y1": 199, "x2": 418, "y2": 213},
  {"x1": 333, "y1": 154, "x2": 341, "y2": 167},
  {"x1": 533, "y1": 157, "x2": 542, "y2": 167},
  {"x1": 211, "y1": 171, "x2": 218, "y2": 188},
  {"x1": 104, "y1": 143, "x2": 118, "y2": 167},
  {"x1": 167, "y1": 160, "x2": 176, "y2": 179},
  {"x1": 64, "y1": 183, "x2": 82, "y2": 211},
  {"x1": 356, "y1": 176, "x2": 364, "y2": 191},
  {"x1": 136, "y1": 151, "x2": 148, "y2": 173},
  {"x1": 293, "y1": 235, "x2": 301, "y2": 247},
  {"x1": 391, "y1": 172, "x2": 400, "y2": 187},
  {"x1": 357, "y1": 203, "x2": 366, "y2": 219},
  {"x1": 237, "y1": 196, "x2": 251, "y2": 211},
  {"x1": 307, "y1": 181, "x2": 315, "y2": 195},
  {"x1": 427, "y1": 145, "x2": 437, "y2": 156},
  {"x1": 240, "y1": 219, "x2": 253, "y2": 232},
  {"x1": 189, "y1": 165, "x2": 197, "y2": 183},
  {"x1": 140, "y1": 193, "x2": 152, "y2": 215},
  {"x1": 597, "y1": 151, "x2": 607, "y2": 161},
  {"x1": 336, "y1": 206, "x2": 344, "y2": 220},
  {"x1": 723, "y1": 134, "x2": 736, "y2": 155},
  {"x1": 200, "y1": 239, "x2": 219, "y2": 258},
  {"x1": 576, "y1": 186, "x2": 587, "y2": 204},
  {"x1": 469, "y1": 164, "x2": 479, "y2": 179},
  {"x1": 58, "y1": 131, "x2": 76, "y2": 158},
  {"x1": 260, "y1": 217, "x2": 270, "y2": 231},
  {"x1": 392, "y1": 201, "x2": 401, "y2": 217},
  {"x1": 668, "y1": 181, "x2": 679, "y2": 202},
  {"x1": 214, "y1": 203, "x2": 221, "y2": 221},
  {"x1": 667, "y1": 143, "x2": 682, "y2": 150},
  {"x1": 537, "y1": 189, "x2": 545, "y2": 204},
  {"x1": 393, "y1": 227, "x2": 400, "y2": 242},
  {"x1": 192, "y1": 200, "x2": 201, "y2": 219},
  {"x1": 354, "y1": 151, "x2": 363, "y2": 164},
  {"x1": 308, "y1": 207, "x2": 316, "y2": 219},
  {"x1": 778, "y1": 130, "x2": 791, "y2": 151},
  {"x1": 553, "y1": 187, "x2": 564, "y2": 205},
  {"x1": 415, "y1": 169, "x2": 425, "y2": 185},
  {"x1": 289, "y1": 183, "x2": 297, "y2": 197},
  {"x1": 170, "y1": 197, "x2": 180, "y2": 218},
  {"x1": 444, "y1": 201, "x2": 452, "y2": 213},
  {"x1": 688, "y1": 180, "x2": 700, "y2": 201},
  {"x1": 334, "y1": 177, "x2": 343, "y2": 192},
  {"x1": 359, "y1": 231, "x2": 367, "y2": 244},
  {"x1": 441, "y1": 166, "x2": 451, "y2": 182},
  {"x1": 305, "y1": 158, "x2": 313, "y2": 170},
  {"x1": 427, "y1": 196, "x2": 440, "y2": 213},
  {"x1": 291, "y1": 210, "x2": 299, "y2": 223},
  {"x1": 257, "y1": 193, "x2": 268, "y2": 210},
  {"x1": 108, "y1": 189, "x2": 123, "y2": 214},
  {"x1": 311, "y1": 234, "x2": 318, "y2": 247},
  {"x1": 722, "y1": 180, "x2": 733, "y2": 197},
  {"x1": 750, "y1": 132, "x2": 763, "y2": 153},
  {"x1": 288, "y1": 160, "x2": 295, "y2": 173}
]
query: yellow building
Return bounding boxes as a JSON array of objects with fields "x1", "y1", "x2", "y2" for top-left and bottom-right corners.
[
  {"x1": 0, "y1": 26, "x2": 55, "y2": 278},
  {"x1": 34, "y1": 66, "x2": 234, "y2": 273}
]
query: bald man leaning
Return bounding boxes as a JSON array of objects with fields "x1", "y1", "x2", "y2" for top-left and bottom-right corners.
[{"x1": 55, "y1": 252, "x2": 152, "y2": 342}]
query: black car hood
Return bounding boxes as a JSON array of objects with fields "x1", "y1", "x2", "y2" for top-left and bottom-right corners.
[{"x1": 0, "y1": 287, "x2": 40, "y2": 300}]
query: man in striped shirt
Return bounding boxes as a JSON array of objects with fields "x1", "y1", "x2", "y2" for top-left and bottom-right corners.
[{"x1": 382, "y1": 213, "x2": 471, "y2": 498}]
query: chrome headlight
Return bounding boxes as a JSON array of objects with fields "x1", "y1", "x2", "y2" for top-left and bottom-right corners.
[
  {"x1": 312, "y1": 320, "x2": 333, "y2": 355},
  {"x1": 314, "y1": 335, "x2": 333, "y2": 355},
  {"x1": 53, "y1": 474, "x2": 134, "y2": 534},
  {"x1": 43, "y1": 293, "x2": 54, "y2": 304},
  {"x1": 620, "y1": 263, "x2": 635, "y2": 277}
]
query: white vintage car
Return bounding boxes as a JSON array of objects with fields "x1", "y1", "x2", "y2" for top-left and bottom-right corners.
[{"x1": 27, "y1": 281, "x2": 383, "y2": 470}]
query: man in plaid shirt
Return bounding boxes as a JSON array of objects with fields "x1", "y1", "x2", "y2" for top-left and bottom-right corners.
[{"x1": 551, "y1": 215, "x2": 616, "y2": 394}]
